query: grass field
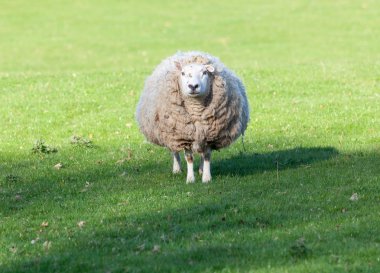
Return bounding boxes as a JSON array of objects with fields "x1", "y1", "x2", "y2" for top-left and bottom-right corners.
[{"x1": 1, "y1": 0, "x2": 379, "y2": 272}]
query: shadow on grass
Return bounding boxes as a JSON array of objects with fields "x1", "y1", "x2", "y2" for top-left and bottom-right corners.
[
  {"x1": 2, "y1": 147, "x2": 379, "y2": 272},
  {"x1": 0, "y1": 195, "x2": 316, "y2": 272},
  {"x1": 213, "y1": 146, "x2": 339, "y2": 176},
  {"x1": 0, "y1": 146, "x2": 338, "y2": 219},
  {"x1": 3, "y1": 188, "x2": 379, "y2": 273}
]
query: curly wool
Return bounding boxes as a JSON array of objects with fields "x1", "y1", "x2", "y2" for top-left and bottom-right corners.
[{"x1": 136, "y1": 51, "x2": 249, "y2": 153}]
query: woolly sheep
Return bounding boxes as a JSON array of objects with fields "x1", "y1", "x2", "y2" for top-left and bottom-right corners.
[{"x1": 136, "y1": 51, "x2": 249, "y2": 183}]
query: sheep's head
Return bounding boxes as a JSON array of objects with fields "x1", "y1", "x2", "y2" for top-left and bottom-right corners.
[{"x1": 175, "y1": 62, "x2": 215, "y2": 98}]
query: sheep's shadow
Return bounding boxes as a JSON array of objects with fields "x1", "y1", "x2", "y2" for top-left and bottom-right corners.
[{"x1": 213, "y1": 146, "x2": 339, "y2": 176}]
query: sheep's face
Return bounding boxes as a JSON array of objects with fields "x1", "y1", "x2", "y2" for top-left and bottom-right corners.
[{"x1": 176, "y1": 63, "x2": 215, "y2": 98}]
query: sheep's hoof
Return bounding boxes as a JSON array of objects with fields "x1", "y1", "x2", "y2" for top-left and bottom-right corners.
[
  {"x1": 186, "y1": 176, "x2": 195, "y2": 184},
  {"x1": 173, "y1": 169, "x2": 182, "y2": 174},
  {"x1": 198, "y1": 168, "x2": 203, "y2": 175},
  {"x1": 202, "y1": 175, "x2": 211, "y2": 183}
]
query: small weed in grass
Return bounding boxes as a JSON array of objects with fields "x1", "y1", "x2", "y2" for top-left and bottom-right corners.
[
  {"x1": 4, "y1": 174, "x2": 21, "y2": 183},
  {"x1": 70, "y1": 135, "x2": 94, "y2": 148},
  {"x1": 32, "y1": 139, "x2": 58, "y2": 154},
  {"x1": 289, "y1": 237, "x2": 312, "y2": 259}
]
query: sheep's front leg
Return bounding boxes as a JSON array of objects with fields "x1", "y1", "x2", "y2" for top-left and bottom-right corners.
[
  {"x1": 184, "y1": 150, "x2": 195, "y2": 183},
  {"x1": 202, "y1": 147, "x2": 212, "y2": 183},
  {"x1": 172, "y1": 152, "x2": 181, "y2": 174},
  {"x1": 199, "y1": 156, "x2": 204, "y2": 175}
]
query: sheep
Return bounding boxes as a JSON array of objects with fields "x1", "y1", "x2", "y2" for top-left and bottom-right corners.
[{"x1": 136, "y1": 51, "x2": 249, "y2": 183}]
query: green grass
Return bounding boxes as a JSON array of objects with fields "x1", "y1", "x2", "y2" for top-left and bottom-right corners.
[{"x1": 1, "y1": 0, "x2": 379, "y2": 272}]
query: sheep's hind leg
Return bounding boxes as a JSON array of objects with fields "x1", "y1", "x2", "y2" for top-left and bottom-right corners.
[
  {"x1": 172, "y1": 152, "x2": 181, "y2": 174},
  {"x1": 202, "y1": 148, "x2": 212, "y2": 183},
  {"x1": 184, "y1": 150, "x2": 195, "y2": 183},
  {"x1": 199, "y1": 156, "x2": 204, "y2": 175}
]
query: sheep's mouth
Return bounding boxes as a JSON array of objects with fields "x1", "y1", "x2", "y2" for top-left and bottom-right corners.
[{"x1": 189, "y1": 91, "x2": 200, "y2": 97}]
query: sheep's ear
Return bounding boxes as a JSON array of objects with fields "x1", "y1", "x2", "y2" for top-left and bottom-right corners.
[
  {"x1": 205, "y1": 64, "x2": 215, "y2": 73},
  {"x1": 174, "y1": 61, "x2": 182, "y2": 71}
]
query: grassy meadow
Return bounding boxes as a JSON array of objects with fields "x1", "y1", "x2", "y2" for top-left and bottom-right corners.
[{"x1": 1, "y1": 0, "x2": 379, "y2": 272}]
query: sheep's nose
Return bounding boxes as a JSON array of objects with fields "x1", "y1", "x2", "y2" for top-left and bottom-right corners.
[{"x1": 188, "y1": 84, "x2": 199, "y2": 91}]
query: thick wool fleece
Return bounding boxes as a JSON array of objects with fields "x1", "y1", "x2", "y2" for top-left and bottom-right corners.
[{"x1": 136, "y1": 51, "x2": 249, "y2": 153}]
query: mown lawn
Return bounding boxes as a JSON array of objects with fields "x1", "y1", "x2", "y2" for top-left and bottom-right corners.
[{"x1": 0, "y1": 1, "x2": 379, "y2": 272}]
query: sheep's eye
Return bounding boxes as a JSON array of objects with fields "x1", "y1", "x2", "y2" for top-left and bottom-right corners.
[
  {"x1": 202, "y1": 71, "x2": 207, "y2": 75},
  {"x1": 181, "y1": 72, "x2": 185, "y2": 76}
]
